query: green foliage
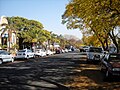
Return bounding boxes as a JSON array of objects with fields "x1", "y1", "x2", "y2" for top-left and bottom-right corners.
[
  {"x1": 11, "y1": 44, "x2": 19, "y2": 49},
  {"x1": 62, "y1": 0, "x2": 120, "y2": 51},
  {"x1": 6, "y1": 16, "x2": 79, "y2": 49},
  {"x1": 7, "y1": 16, "x2": 44, "y2": 32},
  {"x1": 0, "y1": 44, "x2": 7, "y2": 49},
  {"x1": 50, "y1": 33, "x2": 60, "y2": 44},
  {"x1": 7, "y1": 16, "x2": 50, "y2": 44}
]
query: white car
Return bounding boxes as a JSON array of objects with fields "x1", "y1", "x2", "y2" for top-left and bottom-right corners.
[
  {"x1": 83, "y1": 46, "x2": 89, "y2": 52},
  {"x1": 15, "y1": 49, "x2": 35, "y2": 59},
  {"x1": 86, "y1": 47, "x2": 104, "y2": 62},
  {"x1": 35, "y1": 49, "x2": 46, "y2": 57},
  {"x1": 64, "y1": 49, "x2": 68, "y2": 53},
  {"x1": 0, "y1": 50, "x2": 14, "y2": 64},
  {"x1": 46, "y1": 50, "x2": 54, "y2": 55}
]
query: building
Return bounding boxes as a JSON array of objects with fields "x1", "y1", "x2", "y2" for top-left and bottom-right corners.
[{"x1": 0, "y1": 16, "x2": 17, "y2": 53}]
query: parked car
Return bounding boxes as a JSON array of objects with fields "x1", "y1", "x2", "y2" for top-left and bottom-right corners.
[
  {"x1": 68, "y1": 49, "x2": 72, "y2": 52},
  {"x1": 15, "y1": 49, "x2": 35, "y2": 59},
  {"x1": 35, "y1": 49, "x2": 46, "y2": 57},
  {"x1": 46, "y1": 50, "x2": 54, "y2": 56},
  {"x1": 83, "y1": 46, "x2": 90, "y2": 52},
  {"x1": 0, "y1": 50, "x2": 14, "y2": 64},
  {"x1": 61, "y1": 49, "x2": 65, "y2": 53},
  {"x1": 79, "y1": 46, "x2": 90, "y2": 52},
  {"x1": 79, "y1": 46, "x2": 84, "y2": 52},
  {"x1": 86, "y1": 47, "x2": 104, "y2": 62},
  {"x1": 100, "y1": 53, "x2": 120, "y2": 79},
  {"x1": 55, "y1": 48, "x2": 62, "y2": 54},
  {"x1": 64, "y1": 48, "x2": 68, "y2": 53}
]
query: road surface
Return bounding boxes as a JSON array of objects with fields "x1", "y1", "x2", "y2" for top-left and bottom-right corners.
[{"x1": 0, "y1": 52, "x2": 120, "y2": 90}]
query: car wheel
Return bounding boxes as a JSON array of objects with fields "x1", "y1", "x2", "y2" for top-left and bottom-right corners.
[
  {"x1": 26, "y1": 55, "x2": 29, "y2": 60},
  {"x1": 35, "y1": 55, "x2": 39, "y2": 58},
  {"x1": 0, "y1": 59, "x2": 2, "y2": 64}
]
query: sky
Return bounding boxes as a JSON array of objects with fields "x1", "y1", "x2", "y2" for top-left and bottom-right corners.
[{"x1": 0, "y1": 0, "x2": 83, "y2": 39}]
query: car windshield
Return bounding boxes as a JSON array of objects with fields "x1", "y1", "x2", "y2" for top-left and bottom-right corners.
[
  {"x1": 0, "y1": 51, "x2": 9, "y2": 55},
  {"x1": 109, "y1": 54, "x2": 120, "y2": 62},
  {"x1": 19, "y1": 50, "x2": 26, "y2": 52},
  {"x1": 89, "y1": 47, "x2": 102, "y2": 53},
  {"x1": 27, "y1": 50, "x2": 32, "y2": 52},
  {"x1": 83, "y1": 46, "x2": 89, "y2": 48},
  {"x1": 0, "y1": 51, "x2": 4, "y2": 54}
]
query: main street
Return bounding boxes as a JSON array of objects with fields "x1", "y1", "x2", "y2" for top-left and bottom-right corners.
[{"x1": 0, "y1": 52, "x2": 120, "y2": 90}]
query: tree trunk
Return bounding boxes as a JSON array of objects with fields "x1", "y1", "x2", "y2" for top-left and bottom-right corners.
[
  {"x1": 92, "y1": 29, "x2": 108, "y2": 51},
  {"x1": 118, "y1": 38, "x2": 120, "y2": 52},
  {"x1": 108, "y1": 32, "x2": 119, "y2": 53}
]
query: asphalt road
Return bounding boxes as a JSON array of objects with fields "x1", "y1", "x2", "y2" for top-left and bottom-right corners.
[{"x1": 0, "y1": 52, "x2": 120, "y2": 90}]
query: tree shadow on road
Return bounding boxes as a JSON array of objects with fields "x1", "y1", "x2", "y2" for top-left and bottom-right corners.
[{"x1": 0, "y1": 61, "x2": 70, "y2": 90}]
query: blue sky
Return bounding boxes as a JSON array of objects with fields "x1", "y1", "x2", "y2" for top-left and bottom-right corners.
[{"x1": 0, "y1": 0, "x2": 82, "y2": 39}]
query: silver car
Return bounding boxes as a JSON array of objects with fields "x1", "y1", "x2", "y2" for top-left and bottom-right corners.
[
  {"x1": 0, "y1": 50, "x2": 14, "y2": 64},
  {"x1": 86, "y1": 47, "x2": 104, "y2": 62}
]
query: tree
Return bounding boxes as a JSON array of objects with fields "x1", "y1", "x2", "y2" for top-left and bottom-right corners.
[
  {"x1": 63, "y1": 34, "x2": 82, "y2": 48},
  {"x1": 7, "y1": 16, "x2": 51, "y2": 50},
  {"x1": 7, "y1": 16, "x2": 77, "y2": 51},
  {"x1": 58, "y1": 35, "x2": 67, "y2": 48},
  {"x1": 62, "y1": 0, "x2": 120, "y2": 52},
  {"x1": 50, "y1": 33, "x2": 60, "y2": 45}
]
